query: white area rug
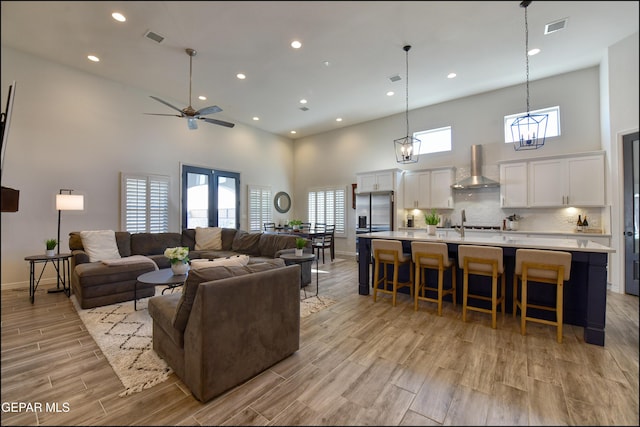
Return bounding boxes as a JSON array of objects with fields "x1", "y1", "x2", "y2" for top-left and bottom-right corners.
[
  {"x1": 300, "y1": 296, "x2": 336, "y2": 318},
  {"x1": 71, "y1": 291, "x2": 172, "y2": 397}
]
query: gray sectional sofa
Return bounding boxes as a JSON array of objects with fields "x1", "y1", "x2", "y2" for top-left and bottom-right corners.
[
  {"x1": 148, "y1": 259, "x2": 301, "y2": 402},
  {"x1": 69, "y1": 228, "x2": 305, "y2": 309}
]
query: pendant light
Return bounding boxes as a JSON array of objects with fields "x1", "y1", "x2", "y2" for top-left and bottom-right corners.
[
  {"x1": 511, "y1": 0, "x2": 548, "y2": 151},
  {"x1": 394, "y1": 45, "x2": 421, "y2": 164}
]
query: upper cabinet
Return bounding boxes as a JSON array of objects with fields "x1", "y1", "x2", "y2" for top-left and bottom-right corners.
[
  {"x1": 403, "y1": 168, "x2": 454, "y2": 209},
  {"x1": 356, "y1": 169, "x2": 400, "y2": 193},
  {"x1": 528, "y1": 153, "x2": 605, "y2": 207},
  {"x1": 500, "y1": 162, "x2": 528, "y2": 208}
]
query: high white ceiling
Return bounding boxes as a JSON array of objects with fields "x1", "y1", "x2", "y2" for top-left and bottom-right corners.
[{"x1": 2, "y1": 1, "x2": 638, "y2": 139}]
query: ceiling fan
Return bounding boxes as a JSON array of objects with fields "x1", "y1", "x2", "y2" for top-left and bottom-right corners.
[{"x1": 145, "y1": 48, "x2": 235, "y2": 130}]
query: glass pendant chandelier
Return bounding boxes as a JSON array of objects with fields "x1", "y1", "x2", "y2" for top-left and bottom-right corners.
[
  {"x1": 511, "y1": 0, "x2": 548, "y2": 151},
  {"x1": 394, "y1": 45, "x2": 421, "y2": 164}
]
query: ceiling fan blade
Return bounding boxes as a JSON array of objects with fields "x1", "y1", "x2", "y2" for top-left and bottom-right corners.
[
  {"x1": 187, "y1": 118, "x2": 198, "y2": 130},
  {"x1": 144, "y1": 113, "x2": 182, "y2": 117},
  {"x1": 149, "y1": 96, "x2": 185, "y2": 115},
  {"x1": 195, "y1": 105, "x2": 222, "y2": 116},
  {"x1": 200, "y1": 117, "x2": 235, "y2": 128}
]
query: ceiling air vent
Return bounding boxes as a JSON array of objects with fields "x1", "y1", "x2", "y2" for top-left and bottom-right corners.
[
  {"x1": 144, "y1": 30, "x2": 165, "y2": 44},
  {"x1": 389, "y1": 74, "x2": 401, "y2": 82},
  {"x1": 299, "y1": 106, "x2": 309, "y2": 111},
  {"x1": 544, "y1": 18, "x2": 568, "y2": 35}
]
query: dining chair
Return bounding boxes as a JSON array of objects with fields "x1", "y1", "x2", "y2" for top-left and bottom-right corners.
[
  {"x1": 513, "y1": 249, "x2": 572, "y2": 343},
  {"x1": 312, "y1": 224, "x2": 335, "y2": 263},
  {"x1": 263, "y1": 222, "x2": 276, "y2": 232}
]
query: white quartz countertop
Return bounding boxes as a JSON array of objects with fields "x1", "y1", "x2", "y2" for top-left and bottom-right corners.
[
  {"x1": 359, "y1": 230, "x2": 615, "y2": 253},
  {"x1": 398, "y1": 227, "x2": 611, "y2": 237}
]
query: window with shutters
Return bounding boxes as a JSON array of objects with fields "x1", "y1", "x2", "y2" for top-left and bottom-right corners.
[
  {"x1": 248, "y1": 185, "x2": 272, "y2": 232},
  {"x1": 121, "y1": 173, "x2": 170, "y2": 233},
  {"x1": 308, "y1": 186, "x2": 346, "y2": 237}
]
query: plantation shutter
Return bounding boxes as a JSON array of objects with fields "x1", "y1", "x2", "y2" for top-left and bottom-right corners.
[
  {"x1": 248, "y1": 185, "x2": 272, "y2": 232},
  {"x1": 121, "y1": 173, "x2": 170, "y2": 233},
  {"x1": 307, "y1": 186, "x2": 346, "y2": 236}
]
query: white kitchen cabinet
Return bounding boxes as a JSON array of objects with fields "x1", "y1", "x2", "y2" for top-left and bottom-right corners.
[
  {"x1": 430, "y1": 168, "x2": 454, "y2": 209},
  {"x1": 403, "y1": 168, "x2": 454, "y2": 209},
  {"x1": 528, "y1": 153, "x2": 605, "y2": 207},
  {"x1": 500, "y1": 162, "x2": 528, "y2": 208},
  {"x1": 356, "y1": 169, "x2": 399, "y2": 193}
]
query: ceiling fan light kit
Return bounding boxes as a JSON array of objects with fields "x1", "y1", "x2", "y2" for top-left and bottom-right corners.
[
  {"x1": 145, "y1": 48, "x2": 235, "y2": 130},
  {"x1": 511, "y1": 0, "x2": 547, "y2": 151}
]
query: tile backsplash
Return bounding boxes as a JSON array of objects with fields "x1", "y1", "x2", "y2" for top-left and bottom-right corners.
[{"x1": 403, "y1": 187, "x2": 607, "y2": 233}]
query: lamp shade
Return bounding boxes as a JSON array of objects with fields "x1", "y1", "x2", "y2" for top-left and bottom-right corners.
[{"x1": 56, "y1": 194, "x2": 84, "y2": 211}]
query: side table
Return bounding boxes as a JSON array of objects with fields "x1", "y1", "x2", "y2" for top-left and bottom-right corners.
[
  {"x1": 136, "y1": 268, "x2": 188, "y2": 310},
  {"x1": 280, "y1": 253, "x2": 319, "y2": 299},
  {"x1": 24, "y1": 253, "x2": 72, "y2": 304}
]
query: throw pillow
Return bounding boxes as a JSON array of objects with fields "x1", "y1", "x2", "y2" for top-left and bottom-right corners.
[
  {"x1": 195, "y1": 227, "x2": 223, "y2": 250},
  {"x1": 190, "y1": 254, "x2": 250, "y2": 270},
  {"x1": 231, "y1": 230, "x2": 262, "y2": 256},
  {"x1": 79, "y1": 230, "x2": 121, "y2": 262}
]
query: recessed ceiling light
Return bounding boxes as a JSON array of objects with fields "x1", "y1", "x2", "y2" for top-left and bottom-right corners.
[
  {"x1": 291, "y1": 40, "x2": 302, "y2": 49},
  {"x1": 87, "y1": 55, "x2": 100, "y2": 62},
  {"x1": 336, "y1": 118, "x2": 343, "y2": 122},
  {"x1": 290, "y1": 130, "x2": 297, "y2": 134},
  {"x1": 236, "y1": 73, "x2": 246, "y2": 79},
  {"x1": 386, "y1": 91, "x2": 394, "y2": 96},
  {"x1": 198, "y1": 95, "x2": 207, "y2": 100},
  {"x1": 299, "y1": 99, "x2": 307, "y2": 104},
  {"x1": 323, "y1": 61, "x2": 331, "y2": 67},
  {"x1": 447, "y1": 72, "x2": 457, "y2": 79},
  {"x1": 528, "y1": 48, "x2": 541, "y2": 56},
  {"x1": 111, "y1": 12, "x2": 126, "y2": 22},
  {"x1": 253, "y1": 117, "x2": 260, "y2": 121}
]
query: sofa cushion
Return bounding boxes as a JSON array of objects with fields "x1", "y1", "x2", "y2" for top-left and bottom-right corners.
[
  {"x1": 148, "y1": 293, "x2": 184, "y2": 347},
  {"x1": 70, "y1": 231, "x2": 131, "y2": 258},
  {"x1": 258, "y1": 233, "x2": 298, "y2": 258},
  {"x1": 80, "y1": 230, "x2": 121, "y2": 262},
  {"x1": 131, "y1": 232, "x2": 182, "y2": 256},
  {"x1": 172, "y1": 259, "x2": 285, "y2": 333},
  {"x1": 190, "y1": 254, "x2": 249, "y2": 270},
  {"x1": 182, "y1": 228, "x2": 237, "y2": 251},
  {"x1": 231, "y1": 230, "x2": 262, "y2": 256},
  {"x1": 195, "y1": 227, "x2": 223, "y2": 250}
]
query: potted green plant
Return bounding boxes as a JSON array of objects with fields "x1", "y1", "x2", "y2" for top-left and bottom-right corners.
[
  {"x1": 424, "y1": 209, "x2": 440, "y2": 236},
  {"x1": 295, "y1": 237, "x2": 307, "y2": 256},
  {"x1": 45, "y1": 238, "x2": 58, "y2": 257},
  {"x1": 289, "y1": 219, "x2": 303, "y2": 230}
]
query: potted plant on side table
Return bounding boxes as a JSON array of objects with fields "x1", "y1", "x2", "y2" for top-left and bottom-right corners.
[
  {"x1": 424, "y1": 209, "x2": 440, "y2": 236},
  {"x1": 295, "y1": 237, "x2": 307, "y2": 256},
  {"x1": 45, "y1": 238, "x2": 58, "y2": 257}
]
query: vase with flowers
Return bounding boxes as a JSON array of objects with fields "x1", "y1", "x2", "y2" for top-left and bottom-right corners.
[{"x1": 164, "y1": 246, "x2": 190, "y2": 275}]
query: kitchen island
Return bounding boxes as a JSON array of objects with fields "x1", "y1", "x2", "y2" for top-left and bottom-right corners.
[{"x1": 357, "y1": 230, "x2": 615, "y2": 346}]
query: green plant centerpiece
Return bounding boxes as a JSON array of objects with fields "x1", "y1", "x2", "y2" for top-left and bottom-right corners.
[
  {"x1": 45, "y1": 238, "x2": 58, "y2": 251},
  {"x1": 289, "y1": 219, "x2": 303, "y2": 230},
  {"x1": 424, "y1": 209, "x2": 440, "y2": 235}
]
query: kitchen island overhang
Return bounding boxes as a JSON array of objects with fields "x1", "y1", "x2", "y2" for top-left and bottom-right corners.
[{"x1": 357, "y1": 231, "x2": 615, "y2": 346}]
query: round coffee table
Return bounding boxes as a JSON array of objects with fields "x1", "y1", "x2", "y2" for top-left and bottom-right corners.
[
  {"x1": 280, "y1": 253, "x2": 318, "y2": 299},
  {"x1": 135, "y1": 268, "x2": 187, "y2": 310}
]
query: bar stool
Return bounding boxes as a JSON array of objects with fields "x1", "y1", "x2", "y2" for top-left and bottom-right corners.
[
  {"x1": 411, "y1": 241, "x2": 456, "y2": 315},
  {"x1": 458, "y1": 245, "x2": 505, "y2": 329},
  {"x1": 372, "y1": 239, "x2": 413, "y2": 307},
  {"x1": 513, "y1": 249, "x2": 572, "y2": 343}
]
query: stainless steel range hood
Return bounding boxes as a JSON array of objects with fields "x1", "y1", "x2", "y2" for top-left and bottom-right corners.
[{"x1": 451, "y1": 144, "x2": 500, "y2": 189}]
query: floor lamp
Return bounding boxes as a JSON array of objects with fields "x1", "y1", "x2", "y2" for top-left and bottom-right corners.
[{"x1": 52, "y1": 189, "x2": 84, "y2": 292}]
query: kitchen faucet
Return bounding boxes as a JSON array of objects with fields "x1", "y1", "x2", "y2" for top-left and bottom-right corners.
[{"x1": 454, "y1": 209, "x2": 466, "y2": 237}]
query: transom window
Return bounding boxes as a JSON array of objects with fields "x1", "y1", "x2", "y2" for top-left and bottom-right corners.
[
  {"x1": 413, "y1": 126, "x2": 452, "y2": 154},
  {"x1": 504, "y1": 106, "x2": 560, "y2": 143}
]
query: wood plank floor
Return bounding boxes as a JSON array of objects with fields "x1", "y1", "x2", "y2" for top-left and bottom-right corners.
[{"x1": 2, "y1": 258, "x2": 638, "y2": 425}]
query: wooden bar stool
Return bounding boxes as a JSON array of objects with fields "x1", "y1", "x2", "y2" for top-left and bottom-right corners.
[
  {"x1": 458, "y1": 245, "x2": 505, "y2": 329},
  {"x1": 411, "y1": 241, "x2": 456, "y2": 315},
  {"x1": 513, "y1": 249, "x2": 572, "y2": 343},
  {"x1": 372, "y1": 239, "x2": 413, "y2": 307}
]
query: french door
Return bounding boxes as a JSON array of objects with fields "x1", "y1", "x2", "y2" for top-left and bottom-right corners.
[
  {"x1": 181, "y1": 165, "x2": 240, "y2": 230},
  {"x1": 623, "y1": 132, "x2": 639, "y2": 296}
]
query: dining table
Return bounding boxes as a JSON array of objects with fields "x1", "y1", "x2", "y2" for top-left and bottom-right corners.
[{"x1": 357, "y1": 230, "x2": 615, "y2": 346}]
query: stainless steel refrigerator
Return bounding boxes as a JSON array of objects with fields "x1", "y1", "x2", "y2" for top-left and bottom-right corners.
[{"x1": 355, "y1": 191, "x2": 394, "y2": 234}]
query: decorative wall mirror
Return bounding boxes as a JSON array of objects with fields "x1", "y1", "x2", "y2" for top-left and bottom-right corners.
[{"x1": 274, "y1": 191, "x2": 291, "y2": 213}]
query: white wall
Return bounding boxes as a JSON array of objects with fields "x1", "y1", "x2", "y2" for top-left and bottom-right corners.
[{"x1": 1, "y1": 47, "x2": 294, "y2": 287}]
